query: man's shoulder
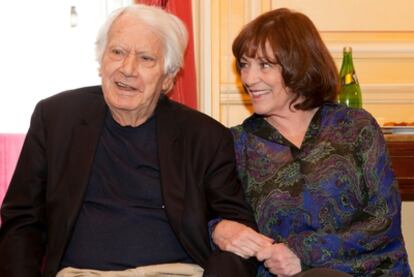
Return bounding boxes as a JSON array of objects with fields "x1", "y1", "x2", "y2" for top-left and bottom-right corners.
[
  {"x1": 32, "y1": 86, "x2": 105, "y2": 125},
  {"x1": 42, "y1": 86, "x2": 103, "y2": 104},
  {"x1": 162, "y1": 97, "x2": 227, "y2": 130},
  {"x1": 37, "y1": 86, "x2": 104, "y2": 114}
]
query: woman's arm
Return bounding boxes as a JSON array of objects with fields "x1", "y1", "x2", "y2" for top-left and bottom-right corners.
[{"x1": 213, "y1": 220, "x2": 302, "y2": 276}]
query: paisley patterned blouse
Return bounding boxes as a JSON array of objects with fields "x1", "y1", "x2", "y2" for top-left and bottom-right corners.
[{"x1": 231, "y1": 103, "x2": 412, "y2": 277}]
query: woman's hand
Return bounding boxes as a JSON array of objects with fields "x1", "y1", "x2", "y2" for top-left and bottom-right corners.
[
  {"x1": 212, "y1": 219, "x2": 273, "y2": 258},
  {"x1": 256, "y1": 243, "x2": 302, "y2": 277}
]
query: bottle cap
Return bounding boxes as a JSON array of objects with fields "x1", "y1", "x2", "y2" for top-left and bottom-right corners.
[{"x1": 343, "y1": 46, "x2": 352, "y2": 53}]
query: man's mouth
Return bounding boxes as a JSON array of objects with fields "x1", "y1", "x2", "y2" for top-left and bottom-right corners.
[{"x1": 115, "y1": 81, "x2": 136, "y2": 91}]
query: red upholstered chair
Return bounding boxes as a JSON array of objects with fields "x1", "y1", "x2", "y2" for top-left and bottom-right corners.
[{"x1": 0, "y1": 134, "x2": 25, "y2": 208}]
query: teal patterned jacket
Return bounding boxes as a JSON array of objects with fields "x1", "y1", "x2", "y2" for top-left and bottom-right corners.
[{"x1": 231, "y1": 103, "x2": 412, "y2": 277}]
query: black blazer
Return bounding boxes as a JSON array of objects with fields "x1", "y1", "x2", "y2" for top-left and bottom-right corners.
[{"x1": 0, "y1": 86, "x2": 258, "y2": 277}]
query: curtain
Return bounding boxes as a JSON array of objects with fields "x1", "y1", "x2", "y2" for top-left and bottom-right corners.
[
  {"x1": 135, "y1": 0, "x2": 198, "y2": 109},
  {"x1": 0, "y1": 134, "x2": 25, "y2": 206}
]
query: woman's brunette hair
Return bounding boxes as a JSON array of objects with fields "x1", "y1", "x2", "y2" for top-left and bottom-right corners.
[{"x1": 233, "y1": 8, "x2": 339, "y2": 110}]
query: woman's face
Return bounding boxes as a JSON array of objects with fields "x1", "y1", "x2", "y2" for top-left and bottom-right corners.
[{"x1": 239, "y1": 44, "x2": 295, "y2": 116}]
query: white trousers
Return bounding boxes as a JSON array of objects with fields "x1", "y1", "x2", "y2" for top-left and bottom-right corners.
[{"x1": 56, "y1": 263, "x2": 204, "y2": 277}]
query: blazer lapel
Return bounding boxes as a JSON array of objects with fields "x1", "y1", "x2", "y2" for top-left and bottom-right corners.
[
  {"x1": 63, "y1": 95, "x2": 107, "y2": 228},
  {"x1": 156, "y1": 96, "x2": 185, "y2": 229}
]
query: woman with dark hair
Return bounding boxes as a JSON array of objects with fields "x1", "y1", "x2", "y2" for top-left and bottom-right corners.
[{"x1": 212, "y1": 8, "x2": 412, "y2": 277}]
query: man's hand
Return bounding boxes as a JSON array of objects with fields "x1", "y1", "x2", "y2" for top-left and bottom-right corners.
[
  {"x1": 256, "y1": 243, "x2": 301, "y2": 277},
  {"x1": 212, "y1": 219, "x2": 273, "y2": 259}
]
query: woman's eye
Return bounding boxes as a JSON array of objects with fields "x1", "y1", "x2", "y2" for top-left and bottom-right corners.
[
  {"x1": 239, "y1": 62, "x2": 248, "y2": 68},
  {"x1": 261, "y1": 62, "x2": 271, "y2": 69}
]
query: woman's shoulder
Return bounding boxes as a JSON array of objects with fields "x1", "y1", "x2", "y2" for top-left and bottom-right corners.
[
  {"x1": 230, "y1": 124, "x2": 243, "y2": 135},
  {"x1": 230, "y1": 124, "x2": 246, "y2": 147},
  {"x1": 229, "y1": 114, "x2": 259, "y2": 140},
  {"x1": 322, "y1": 103, "x2": 379, "y2": 128}
]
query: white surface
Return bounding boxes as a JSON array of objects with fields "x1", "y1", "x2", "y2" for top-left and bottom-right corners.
[
  {"x1": 402, "y1": 202, "x2": 414, "y2": 270},
  {"x1": 382, "y1": 126, "x2": 414, "y2": 134},
  {"x1": 0, "y1": 0, "x2": 132, "y2": 133}
]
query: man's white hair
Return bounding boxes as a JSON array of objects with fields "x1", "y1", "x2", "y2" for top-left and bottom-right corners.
[{"x1": 95, "y1": 4, "x2": 188, "y2": 76}]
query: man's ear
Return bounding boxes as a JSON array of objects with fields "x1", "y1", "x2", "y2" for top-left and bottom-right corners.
[{"x1": 162, "y1": 73, "x2": 176, "y2": 92}]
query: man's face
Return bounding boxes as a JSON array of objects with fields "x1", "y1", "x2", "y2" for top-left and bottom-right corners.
[{"x1": 100, "y1": 13, "x2": 174, "y2": 125}]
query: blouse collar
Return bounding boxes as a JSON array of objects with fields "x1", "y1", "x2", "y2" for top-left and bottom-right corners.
[{"x1": 242, "y1": 102, "x2": 335, "y2": 148}]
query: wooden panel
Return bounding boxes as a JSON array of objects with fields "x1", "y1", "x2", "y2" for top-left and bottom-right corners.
[
  {"x1": 386, "y1": 136, "x2": 414, "y2": 201},
  {"x1": 271, "y1": 0, "x2": 414, "y2": 31}
]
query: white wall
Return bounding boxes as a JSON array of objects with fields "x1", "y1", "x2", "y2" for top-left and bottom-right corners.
[
  {"x1": 402, "y1": 202, "x2": 414, "y2": 269},
  {"x1": 0, "y1": 0, "x2": 131, "y2": 133}
]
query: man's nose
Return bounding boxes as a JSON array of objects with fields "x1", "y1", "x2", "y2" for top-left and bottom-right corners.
[{"x1": 120, "y1": 53, "x2": 138, "y2": 76}]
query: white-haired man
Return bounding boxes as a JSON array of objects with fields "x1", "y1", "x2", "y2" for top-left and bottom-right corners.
[{"x1": 0, "y1": 4, "x2": 259, "y2": 277}]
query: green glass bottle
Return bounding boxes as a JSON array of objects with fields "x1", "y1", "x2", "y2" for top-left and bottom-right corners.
[{"x1": 338, "y1": 46, "x2": 362, "y2": 108}]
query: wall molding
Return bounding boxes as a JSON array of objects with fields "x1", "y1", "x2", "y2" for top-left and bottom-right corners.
[
  {"x1": 327, "y1": 42, "x2": 414, "y2": 59},
  {"x1": 362, "y1": 84, "x2": 414, "y2": 104},
  {"x1": 220, "y1": 83, "x2": 414, "y2": 105}
]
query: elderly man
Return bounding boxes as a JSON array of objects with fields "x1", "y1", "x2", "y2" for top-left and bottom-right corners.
[{"x1": 0, "y1": 4, "x2": 258, "y2": 277}]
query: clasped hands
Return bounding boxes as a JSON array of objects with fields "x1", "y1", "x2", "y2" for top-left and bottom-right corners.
[{"x1": 212, "y1": 220, "x2": 301, "y2": 277}]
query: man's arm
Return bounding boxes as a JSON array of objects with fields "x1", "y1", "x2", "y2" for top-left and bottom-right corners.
[
  {"x1": 0, "y1": 102, "x2": 48, "y2": 277},
  {"x1": 203, "y1": 128, "x2": 256, "y2": 227},
  {"x1": 204, "y1": 250, "x2": 257, "y2": 277},
  {"x1": 202, "y1": 127, "x2": 259, "y2": 276}
]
